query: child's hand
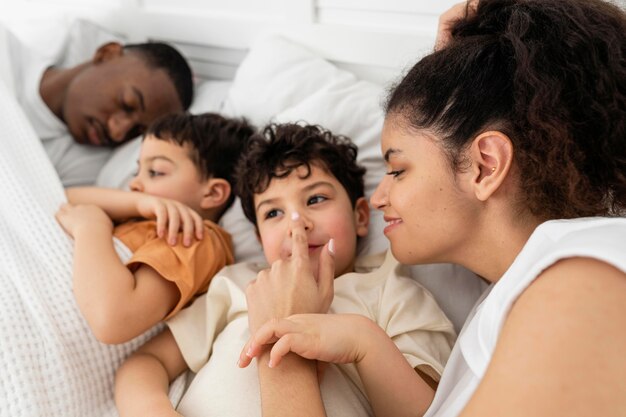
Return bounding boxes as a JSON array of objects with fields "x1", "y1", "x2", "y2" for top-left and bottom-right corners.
[
  {"x1": 135, "y1": 195, "x2": 204, "y2": 246},
  {"x1": 56, "y1": 203, "x2": 113, "y2": 238},
  {"x1": 245, "y1": 212, "x2": 335, "y2": 335},
  {"x1": 239, "y1": 313, "x2": 374, "y2": 369},
  {"x1": 434, "y1": 0, "x2": 478, "y2": 50}
]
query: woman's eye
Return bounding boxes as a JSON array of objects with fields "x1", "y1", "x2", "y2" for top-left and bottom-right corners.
[
  {"x1": 386, "y1": 169, "x2": 405, "y2": 178},
  {"x1": 307, "y1": 195, "x2": 327, "y2": 205}
]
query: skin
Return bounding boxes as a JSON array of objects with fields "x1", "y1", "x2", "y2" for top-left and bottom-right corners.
[
  {"x1": 40, "y1": 42, "x2": 183, "y2": 146},
  {"x1": 56, "y1": 136, "x2": 230, "y2": 344},
  {"x1": 113, "y1": 163, "x2": 370, "y2": 417}
]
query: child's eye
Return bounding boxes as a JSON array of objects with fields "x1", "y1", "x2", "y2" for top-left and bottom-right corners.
[
  {"x1": 148, "y1": 169, "x2": 164, "y2": 178},
  {"x1": 264, "y1": 209, "x2": 283, "y2": 220},
  {"x1": 307, "y1": 195, "x2": 327, "y2": 205},
  {"x1": 386, "y1": 169, "x2": 405, "y2": 178}
]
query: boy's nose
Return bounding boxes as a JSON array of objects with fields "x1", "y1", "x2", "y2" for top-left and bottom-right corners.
[
  {"x1": 129, "y1": 176, "x2": 143, "y2": 192},
  {"x1": 288, "y1": 212, "x2": 313, "y2": 235}
]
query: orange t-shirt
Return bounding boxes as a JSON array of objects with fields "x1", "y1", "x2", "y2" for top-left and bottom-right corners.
[{"x1": 113, "y1": 219, "x2": 234, "y2": 319}]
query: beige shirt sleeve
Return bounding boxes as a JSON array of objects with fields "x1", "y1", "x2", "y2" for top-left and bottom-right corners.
[{"x1": 166, "y1": 262, "x2": 258, "y2": 372}]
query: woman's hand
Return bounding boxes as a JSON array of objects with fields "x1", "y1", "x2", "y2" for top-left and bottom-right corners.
[
  {"x1": 245, "y1": 213, "x2": 335, "y2": 335},
  {"x1": 434, "y1": 0, "x2": 478, "y2": 50},
  {"x1": 239, "y1": 313, "x2": 376, "y2": 369},
  {"x1": 56, "y1": 203, "x2": 113, "y2": 238},
  {"x1": 135, "y1": 195, "x2": 204, "y2": 246}
]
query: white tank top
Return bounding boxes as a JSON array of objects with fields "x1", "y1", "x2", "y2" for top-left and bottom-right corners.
[{"x1": 424, "y1": 217, "x2": 626, "y2": 417}]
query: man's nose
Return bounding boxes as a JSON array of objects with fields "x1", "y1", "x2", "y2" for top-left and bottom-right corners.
[{"x1": 107, "y1": 111, "x2": 137, "y2": 143}]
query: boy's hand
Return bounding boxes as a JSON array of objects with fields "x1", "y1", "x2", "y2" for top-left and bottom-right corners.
[
  {"x1": 245, "y1": 212, "x2": 335, "y2": 335},
  {"x1": 239, "y1": 313, "x2": 372, "y2": 369},
  {"x1": 135, "y1": 195, "x2": 204, "y2": 246},
  {"x1": 56, "y1": 203, "x2": 113, "y2": 238}
]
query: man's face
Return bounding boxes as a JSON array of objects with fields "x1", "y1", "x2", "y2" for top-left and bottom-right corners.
[
  {"x1": 254, "y1": 164, "x2": 369, "y2": 278},
  {"x1": 61, "y1": 51, "x2": 183, "y2": 147}
]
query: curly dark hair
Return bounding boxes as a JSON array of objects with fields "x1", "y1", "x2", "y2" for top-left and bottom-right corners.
[
  {"x1": 146, "y1": 112, "x2": 256, "y2": 211},
  {"x1": 386, "y1": 0, "x2": 626, "y2": 220},
  {"x1": 235, "y1": 123, "x2": 366, "y2": 226},
  {"x1": 125, "y1": 42, "x2": 194, "y2": 110}
]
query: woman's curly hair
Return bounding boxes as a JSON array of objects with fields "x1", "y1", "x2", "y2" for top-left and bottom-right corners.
[
  {"x1": 235, "y1": 122, "x2": 366, "y2": 226},
  {"x1": 386, "y1": 0, "x2": 626, "y2": 220}
]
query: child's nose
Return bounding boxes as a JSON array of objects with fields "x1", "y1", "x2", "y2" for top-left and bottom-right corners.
[{"x1": 129, "y1": 176, "x2": 143, "y2": 192}]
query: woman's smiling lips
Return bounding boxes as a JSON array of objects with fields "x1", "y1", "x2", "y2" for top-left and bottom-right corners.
[{"x1": 383, "y1": 216, "x2": 403, "y2": 234}]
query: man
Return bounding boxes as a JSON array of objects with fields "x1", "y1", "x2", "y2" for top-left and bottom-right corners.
[{"x1": 6, "y1": 33, "x2": 193, "y2": 186}]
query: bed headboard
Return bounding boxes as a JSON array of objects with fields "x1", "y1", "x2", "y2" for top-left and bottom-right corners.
[{"x1": 1, "y1": 0, "x2": 460, "y2": 85}]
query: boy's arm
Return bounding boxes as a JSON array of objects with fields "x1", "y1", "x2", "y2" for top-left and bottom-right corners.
[
  {"x1": 115, "y1": 328, "x2": 189, "y2": 417},
  {"x1": 56, "y1": 204, "x2": 179, "y2": 344},
  {"x1": 65, "y1": 187, "x2": 204, "y2": 245},
  {"x1": 66, "y1": 187, "x2": 145, "y2": 221}
]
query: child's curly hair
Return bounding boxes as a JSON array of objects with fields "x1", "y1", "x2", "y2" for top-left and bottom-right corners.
[
  {"x1": 386, "y1": 0, "x2": 626, "y2": 220},
  {"x1": 235, "y1": 122, "x2": 366, "y2": 226}
]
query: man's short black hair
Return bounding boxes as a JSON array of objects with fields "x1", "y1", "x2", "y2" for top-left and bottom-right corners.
[
  {"x1": 235, "y1": 122, "x2": 366, "y2": 226},
  {"x1": 125, "y1": 42, "x2": 193, "y2": 110}
]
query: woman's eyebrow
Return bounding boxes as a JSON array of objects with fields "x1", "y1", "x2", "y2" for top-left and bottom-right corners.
[{"x1": 384, "y1": 148, "x2": 401, "y2": 162}]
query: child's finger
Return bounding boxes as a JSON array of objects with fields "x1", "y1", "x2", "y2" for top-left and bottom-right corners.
[
  {"x1": 154, "y1": 204, "x2": 167, "y2": 238},
  {"x1": 192, "y1": 211, "x2": 204, "y2": 240},
  {"x1": 317, "y1": 240, "x2": 335, "y2": 309},
  {"x1": 178, "y1": 206, "x2": 194, "y2": 247},
  {"x1": 290, "y1": 212, "x2": 309, "y2": 260},
  {"x1": 166, "y1": 204, "x2": 180, "y2": 245}
]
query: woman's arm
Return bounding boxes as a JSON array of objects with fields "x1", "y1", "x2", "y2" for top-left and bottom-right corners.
[
  {"x1": 460, "y1": 257, "x2": 626, "y2": 417},
  {"x1": 115, "y1": 328, "x2": 188, "y2": 417},
  {"x1": 56, "y1": 204, "x2": 179, "y2": 343}
]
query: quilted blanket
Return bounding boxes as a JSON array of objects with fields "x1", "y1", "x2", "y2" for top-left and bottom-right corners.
[{"x1": 0, "y1": 64, "x2": 182, "y2": 417}]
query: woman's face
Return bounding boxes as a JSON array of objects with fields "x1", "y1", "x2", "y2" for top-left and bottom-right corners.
[{"x1": 370, "y1": 116, "x2": 478, "y2": 265}]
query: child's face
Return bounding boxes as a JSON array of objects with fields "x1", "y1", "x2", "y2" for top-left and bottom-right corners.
[
  {"x1": 254, "y1": 163, "x2": 369, "y2": 278},
  {"x1": 129, "y1": 135, "x2": 206, "y2": 213}
]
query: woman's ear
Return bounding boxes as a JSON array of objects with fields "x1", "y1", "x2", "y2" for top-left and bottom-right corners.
[
  {"x1": 200, "y1": 178, "x2": 231, "y2": 210},
  {"x1": 468, "y1": 131, "x2": 513, "y2": 201},
  {"x1": 353, "y1": 197, "x2": 370, "y2": 238},
  {"x1": 93, "y1": 42, "x2": 124, "y2": 64}
]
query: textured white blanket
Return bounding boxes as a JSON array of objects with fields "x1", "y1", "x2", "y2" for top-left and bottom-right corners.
[{"x1": 0, "y1": 78, "x2": 183, "y2": 416}]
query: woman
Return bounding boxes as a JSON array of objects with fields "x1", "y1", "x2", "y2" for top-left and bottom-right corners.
[{"x1": 239, "y1": 1, "x2": 626, "y2": 416}]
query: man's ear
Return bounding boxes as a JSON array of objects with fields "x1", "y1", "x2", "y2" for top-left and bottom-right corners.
[
  {"x1": 468, "y1": 130, "x2": 513, "y2": 201},
  {"x1": 353, "y1": 197, "x2": 370, "y2": 238},
  {"x1": 93, "y1": 42, "x2": 124, "y2": 64},
  {"x1": 200, "y1": 178, "x2": 231, "y2": 209}
]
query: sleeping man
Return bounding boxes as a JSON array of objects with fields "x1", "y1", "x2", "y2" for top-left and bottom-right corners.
[{"x1": 5, "y1": 32, "x2": 193, "y2": 187}]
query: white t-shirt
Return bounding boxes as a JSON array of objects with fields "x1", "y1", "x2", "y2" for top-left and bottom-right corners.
[
  {"x1": 424, "y1": 217, "x2": 626, "y2": 417},
  {"x1": 168, "y1": 250, "x2": 456, "y2": 417},
  {"x1": 6, "y1": 30, "x2": 111, "y2": 187}
]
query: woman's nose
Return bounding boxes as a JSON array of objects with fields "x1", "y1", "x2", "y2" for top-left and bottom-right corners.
[{"x1": 370, "y1": 176, "x2": 389, "y2": 210}]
